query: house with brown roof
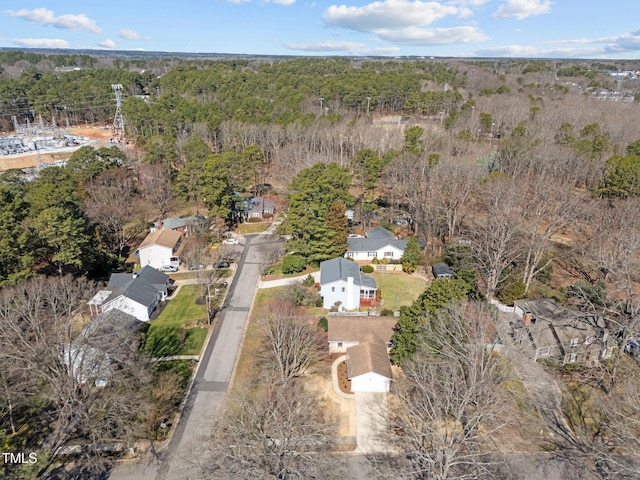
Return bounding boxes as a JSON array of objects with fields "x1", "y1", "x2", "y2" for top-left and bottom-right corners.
[
  {"x1": 136, "y1": 229, "x2": 183, "y2": 269},
  {"x1": 328, "y1": 316, "x2": 397, "y2": 353},
  {"x1": 346, "y1": 333, "x2": 393, "y2": 393},
  {"x1": 512, "y1": 298, "x2": 614, "y2": 366}
]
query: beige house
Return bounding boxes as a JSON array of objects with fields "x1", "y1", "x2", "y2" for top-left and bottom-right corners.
[
  {"x1": 347, "y1": 333, "x2": 393, "y2": 393},
  {"x1": 328, "y1": 316, "x2": 397, "y2": 353}
]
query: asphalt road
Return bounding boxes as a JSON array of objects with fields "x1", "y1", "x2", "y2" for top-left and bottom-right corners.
[{"x1": 109, "y1": 233, "x2": 275, "y2": 480}]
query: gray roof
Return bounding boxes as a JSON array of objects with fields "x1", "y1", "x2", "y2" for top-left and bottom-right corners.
[
  {"x1": 157, "y1": 215, "x2": 203, "y2": 231},
  {"x1": 347, "y1": 237, "x2": 408, "y2": 253},
  {"x1": 320, "y1": 257, "x2": 377, "y2": 290},
  {"x1": 243, "y1": 196, "x2": 275, "y2": 215},
  {"x1": 366, "y1": 226, "x2": 397, "y2": 241},
  {"x1": 432, "y1": 263, "x2": 454, "y2": 277},
  {"x1": 106, "y1": 266, "x2": 169, "y2": 307},
  {"x1": 320, "y1": 257, "x2": 361, "y2": 285},
  {"x1": 361, "y1": 273, "x2": 377, "y2": 289},
  {"x1": 80, "y1": 310, "x2": 138, "y2": 339}
]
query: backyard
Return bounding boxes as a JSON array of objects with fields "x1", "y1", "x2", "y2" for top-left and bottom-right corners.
[
  {"x1": 143, "y1": 285, "x2": 209, "y2": 357},
  {"x1": 369, "y1": 272, "x2": 428, "y2": 312}
]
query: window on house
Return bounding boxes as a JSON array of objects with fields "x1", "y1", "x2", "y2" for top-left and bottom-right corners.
[
  {"x1": 384, "y1": 251, "x2": 393, "y2": 257},
  {"x1": 539, "y1": 346, "x2": 551, "y2": 357},
  {"x1": 331, "y1": 287, "x2": 335, "y2": 292},
  {"x1": 341, "y1": 287, "x2": 345, "y2": 292},
  {"x1": 368, "y1": 252, "x2": 376, "y2": 257},
  {"x1": 570, "y1": 338, "x2": 578, "y2": 347},
  {"x1": 346, "y1": 252, "x2": 354, "y2": 258},
  {"x1": 337, "y1": 342, "x2": 343, "y2": 348}
]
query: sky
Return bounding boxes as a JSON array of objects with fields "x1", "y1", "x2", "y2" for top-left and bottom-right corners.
[{"x1": 1, "y1": 1, "x2": 640, "y2": 59}]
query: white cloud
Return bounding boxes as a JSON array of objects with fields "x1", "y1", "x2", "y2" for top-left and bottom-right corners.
[
  {"x1": 6, "y1": 8, "x2": 102, "y2": 33},
  {"x1": 118, "y1": 28, "x2": 141, "y2": 40},
  {"x1": 98, "y1": 38, "x2": 116, "y2": 49},
  {"x1": 12, "y1": 37, "x2": 70, "y2": 48},
  {"x1": 323, "y1": 0, "x2": 485, "y2": 46},
  {"x1": 492, "y1": 0, "x2": 552, "y2": 20},
  {"x1": 377, "y1": 25, "x2": 488, "y2": 45},
  {"x1": 268, "y1": 0, "x2": 297, "y2": 4},
  {"x1": 324, "y1": 0, "x2": 463, "y2": 32},
  {"x1": 285, "y1": 40, "x2": 400, "y2": 55},
  {"x1": 285, "y1": 40, "x2": 366, "y2": 52}
]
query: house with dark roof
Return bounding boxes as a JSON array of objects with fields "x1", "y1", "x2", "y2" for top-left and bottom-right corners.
[
  {"x1": 344, "y1": 227, "x2": 408, "y2": 261},
  {"x1": 136, "y1": 229, "x2": 182, "y2": 269},
  {"x1": 88, "y1": 266, "x2": 171, "y2": 321},
  {"x1": 346, "y1": 333, "x2": 393, "y2": 393},
  {"x1": 328, "y1": 316, "x2": 397, "y2": 353},
  {"x1": 320, "y1": 257, "x2": 377, "y2": 310},
  {"x1": 511, "y1": 298, "x2": 614, "y2": 366},
  {"x1": 152, "y1": 215, "x2": 204, "y2": 237},
  {"x1": 241, "y1": 196, "x2": 275, "y2": 220},
  {"x1": 432, "y1": 262, "x2": 455, "y2": 279}
]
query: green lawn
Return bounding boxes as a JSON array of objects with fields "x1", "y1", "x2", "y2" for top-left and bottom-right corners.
[
  {"x1": 145, "y1": 285, "x2": 209, "y2": 356},
  {"x1": 237, "y1": 222, "x2": 270, "y2": 235},
  {"x1": 369, "y1": 273, "x2": 428, "y2": 312}
]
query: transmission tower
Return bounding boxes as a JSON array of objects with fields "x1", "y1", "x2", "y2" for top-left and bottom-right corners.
[{"x1": 111, "y1": 84, "x2": 125, "y2": 143}]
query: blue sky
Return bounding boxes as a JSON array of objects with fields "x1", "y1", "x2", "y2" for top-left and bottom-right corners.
[{"x1": 1, "y1": 1, "x2": 639, "y2": 58}]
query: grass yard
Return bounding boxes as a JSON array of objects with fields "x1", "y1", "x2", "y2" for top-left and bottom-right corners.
[
  {"x1": 369, "y1": 273, "x2": 427, "y2": 312},
  {"x1": 144, "y1": 285, "x2": 209, "y2": 357},
  {"x1": 237, "y1": 222, "x2": 270, "y2": 235}
]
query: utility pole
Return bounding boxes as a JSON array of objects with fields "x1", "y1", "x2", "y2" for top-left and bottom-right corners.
[
  {"x1": 111, "y1": 84, "x2": 125, "y2": 144},
  {"x1": 366, "y1": 96, "x2": 371, "y2": 116},
  {"x1": 319, "y1": 97, "x2": 324, "y2": 115}
]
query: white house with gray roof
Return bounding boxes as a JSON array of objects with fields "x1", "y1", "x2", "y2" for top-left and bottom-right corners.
[
  {"x1": 88, "y1": 266, "x2": 171, "y2": 321},
  {"x1": 320, "y1": 257, "x2": 377, "y2": 310},
  {"x1": 344, "y1": 227, "x2": 408, "y2": 261}
]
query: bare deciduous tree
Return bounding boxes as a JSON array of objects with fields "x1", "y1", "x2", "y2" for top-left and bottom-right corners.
[
  {"x1": 0, "y1": 276, "x2": 152, "y2": 479},
  {"x1": 465, "y1": 176, "x2": 524, "y2": 299},
  {"x1": 83, "y1": 168, "x2": 140, "y2": 258},
  {"x1": 372, "y1": 302, "x2": 510, "y2": 480},
  {"x1": 201, "y1": 379, "x2": 342, "y2": 480},
  {"x1": 257, "y1": 300, "x2": 326, "y2": 382}
]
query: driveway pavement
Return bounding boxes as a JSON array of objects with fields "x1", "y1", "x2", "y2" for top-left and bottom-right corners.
[{"x1": 109, "y1": 233, "x2": 272, "y2": 480}]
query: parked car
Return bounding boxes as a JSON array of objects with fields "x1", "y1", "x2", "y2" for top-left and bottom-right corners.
[
  {"x1": 222, "y1": 238, "x2": 239, "y2": 245},
  {"x1": 217, "y1": 261, "x2": 230, "y2": 268},
  {"x1": 189, "y1": 264, "x2": 204, "y2": 271},
  {"x1": 160, "y1": 265, "x2": 178, "y2": 272}
]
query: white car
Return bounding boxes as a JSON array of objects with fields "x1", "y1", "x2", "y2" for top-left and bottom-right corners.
[{"x1": 222, "y1": 238, "x2": 239, "y2": 245}]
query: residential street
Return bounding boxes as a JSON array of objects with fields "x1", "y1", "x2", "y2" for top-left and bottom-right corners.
[{"x1": 108, "y1": 233, "x2": 277, "y2": 480}]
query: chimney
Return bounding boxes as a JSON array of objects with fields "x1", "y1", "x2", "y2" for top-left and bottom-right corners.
[
  {"x1": 523, "y1": 313, "x2": 532, "y2": 327},
  {"x1": 346, "y1": 276, "x2": 355, "y2": 310}
]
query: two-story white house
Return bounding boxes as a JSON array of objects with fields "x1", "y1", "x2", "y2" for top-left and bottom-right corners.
[
  {"x1": 320, "y1": 257, "x2": 377, "y2": 310},
  {"x1": 136, "y1": 229, "x2": 182, "y2": 269}
]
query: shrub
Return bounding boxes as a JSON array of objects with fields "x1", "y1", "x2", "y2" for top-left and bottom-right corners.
[
  {"x1": 371, "y1": 257, "x2": 380, "y2": 264},
  {"x1": 317, "y1": 317, "x2": 328, "y2": 332},
  {"x1": 315, "y1": 297, "x2": 323, "y2": 307},
  {"x1": 497, "y1": 280, "x2": 526, "y2": 306},
  {"x1": 361, "y1": 265, "x2": 374, "y2": 273},
  {"x1": 282, "y1": 255, "x2": 306, "y2": 274},
  {"x1": 380, "y1": 308, "x2": 394, "y2": 317},
  {"x1": 303, "y1": 274, "x2": 315, "y2": 287}
]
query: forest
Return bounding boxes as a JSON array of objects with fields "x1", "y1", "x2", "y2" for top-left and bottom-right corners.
[{"x1": 2, "y1": 50, "x2": 640, "y2": 478}]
